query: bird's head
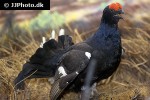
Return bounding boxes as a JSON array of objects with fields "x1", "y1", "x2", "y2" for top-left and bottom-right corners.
[{"x1": 101, "y1": 2, "x2": 124, "y2": 26}]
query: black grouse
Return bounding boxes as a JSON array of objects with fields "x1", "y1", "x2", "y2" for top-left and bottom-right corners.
[{"x1": 14, "y1": 2, "x2": 124, "y2": 100}]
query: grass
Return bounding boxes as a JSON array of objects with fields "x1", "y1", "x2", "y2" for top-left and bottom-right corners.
[{"x1": 0, "y1": 5, "x2": 150, "y2": 100}]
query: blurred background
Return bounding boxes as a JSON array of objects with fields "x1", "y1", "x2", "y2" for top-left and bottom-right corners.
[{"x1": 0, "y1": 0, "x2": 150, "y2": 100}]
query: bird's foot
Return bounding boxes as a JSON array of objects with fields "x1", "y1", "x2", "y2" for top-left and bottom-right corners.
[{"x1": 90, "y1": 83, "x2": 100, "y2": 100}]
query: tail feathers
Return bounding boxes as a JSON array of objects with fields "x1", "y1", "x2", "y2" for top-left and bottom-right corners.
[
  {"x1": 29, "y1": 35, "x2": 74, "y2": 66},
  {"x1": 14, "y1": 35, "x2": 74, "y2": 90},
  {"x1": 29, "y1": 39, "x2": 59, "y2": 64},
  {"x1": 43, "y1": 39, "x2": 59, "y2": 50},
  {"x1": 59, "y1": 29, "x2": 65, "y2": 36},
  {"x1": 40, "y1": 37, "x2": 46, "y2": 48},
  {"x1": 58, "y1": 35, "x2": 74, "y2": 49},
  {"x1": 14, "y1": 70, "x2": 26, "y2": 90},
  {"x1": 29, "y1": 48, "x2": 46, "y2": 64},
  {"x1": 14, "y1": 63, "x2": 54, "y2": 90},
  {"x1": 50, "y1": 30, "x2": 56, "y2": 40},
  {"x1": 14, "y1": 63, "x2": 36, "y2": 90}
]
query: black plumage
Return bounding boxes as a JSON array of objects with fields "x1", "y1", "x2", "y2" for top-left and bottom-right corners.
[
  {"x1": 49, "y1": 3, "x2": 124, "y2": 99},
  {"x1": 14, "y1": 2, "x2": 124, "y2": 100},
  {"x1": 14, "y1": 35, "x2": 74, "y2": 89}
]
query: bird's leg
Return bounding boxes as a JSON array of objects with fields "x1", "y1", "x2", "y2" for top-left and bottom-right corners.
[
  {"x1": 79, "y1": 83, "x2": 99, "y2": 100},
  {"x1": 90, "y1": 83, "x2": 100, "y2": 100},
  {"x1": 90, "y1": 83, "x2": 98, "y2": 97}
]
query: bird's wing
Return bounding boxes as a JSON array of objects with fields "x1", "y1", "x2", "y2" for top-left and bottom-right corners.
[
  {"x1": 50, "y1": 71, "x2": 80, "y2": 100},
  {"x1": 50, "y1": 50, "x2": 93, "y2": 100}
]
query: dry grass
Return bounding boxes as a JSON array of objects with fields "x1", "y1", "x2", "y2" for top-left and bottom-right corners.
[{"x1": 0, "y1": 5, "x2": 150, "y2": 100}]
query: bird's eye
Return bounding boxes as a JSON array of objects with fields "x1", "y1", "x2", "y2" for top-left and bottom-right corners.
[{"x1": 118, "y1": 9, "x2": 124, "y2": 14}]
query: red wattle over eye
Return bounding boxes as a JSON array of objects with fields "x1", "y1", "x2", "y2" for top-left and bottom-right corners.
[{"x1": 109, "y1": 2, "x2": 122, "y2": 11}]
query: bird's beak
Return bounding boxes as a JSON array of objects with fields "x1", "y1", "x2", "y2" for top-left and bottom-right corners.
[
  {"x1": 115, "y1": 10, "x2": 124, "y2": 19},
  {"x1": 118, "y1": 9, "x2": 124, "y2": 14}
]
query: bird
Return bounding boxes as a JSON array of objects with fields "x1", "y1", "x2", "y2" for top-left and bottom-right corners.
[{"x1": 14, "y1": 2, "x2": 124, "y2": 100}]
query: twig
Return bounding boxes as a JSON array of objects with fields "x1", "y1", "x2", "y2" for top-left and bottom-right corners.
[
  {"x1": 81, "y1": 59, "x2": 97, "y2": 100},
  {"x1": 14, "y1": 69, "x2": 38, "y2": 90}
]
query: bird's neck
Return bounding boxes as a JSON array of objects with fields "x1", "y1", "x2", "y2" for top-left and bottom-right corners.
[
  {"x1": 86, "y1": 22, "x2": 120, "y2": 49},
  {"x1": 94, "y1": 22, "x2": 119, "y2": 39}
]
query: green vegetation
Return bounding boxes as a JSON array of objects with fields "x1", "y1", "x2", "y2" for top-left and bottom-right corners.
[{"x1": 19, "y1": 11, "x2": 65, "y2": 32}]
